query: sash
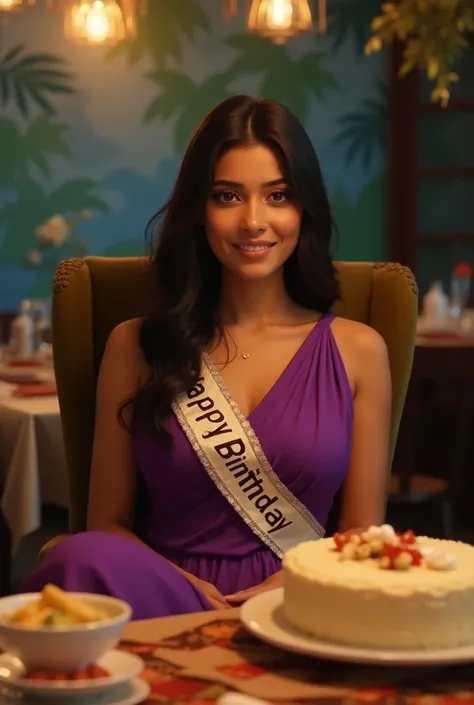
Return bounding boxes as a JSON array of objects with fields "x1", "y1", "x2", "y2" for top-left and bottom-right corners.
[{"x1": 173, "y1": 355, "x2": 324, "y2": 558}]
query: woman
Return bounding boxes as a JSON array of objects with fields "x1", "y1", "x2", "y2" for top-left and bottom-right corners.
[{"x1": 21, "y1": 96, "x2": 391, "y2": 619}]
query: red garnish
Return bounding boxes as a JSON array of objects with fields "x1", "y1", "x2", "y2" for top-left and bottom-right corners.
[
  {"x1": 333, "y1": 532, "x2": 352, "y2": 551},
  {"x1": 71, "y1": 670, "x2": 90, "y2": 680},
  {"x1": 25, "y1": 669, "x2": 49, "y2": 681},
  {"x1": 380, "y1": 542, "x2": 422, "y2": 569},
  {"x1": 25, "y1": 665, "x2": 110, "y2": 681},
  {"x1": 397, "y1": 529, "x2": 416, "y2": 545},
  {"x1": 453, "y1": 262, "x2": 472, "y2": 277},
  {"x1": 86, "y1": 665, "x2": 109, "y2": 679},
  {"x1": 334, "y1": 527, "x2": 422, "y2": 569}
]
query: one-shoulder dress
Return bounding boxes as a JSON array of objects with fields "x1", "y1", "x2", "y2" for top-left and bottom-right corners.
[{"x1": 20, "y1": 313, "x2": 353, "y2": 619}]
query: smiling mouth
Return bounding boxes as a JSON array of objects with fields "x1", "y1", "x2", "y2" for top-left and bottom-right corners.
[{"x1": 233, "y1": 243, "x2": 276, "y2": 252}]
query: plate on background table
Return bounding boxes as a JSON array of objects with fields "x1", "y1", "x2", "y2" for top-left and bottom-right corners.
[
  {"x1": 241, "y1": 588, "x2": 474, "y2": 666},
  {"x1": 0, "y1": 364, "x2": 53, "y2": 385},
  {"x1": 0, "y1": 649, "x2": 144, "y2": 698}
]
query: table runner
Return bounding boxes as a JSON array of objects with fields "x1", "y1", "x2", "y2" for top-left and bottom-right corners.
[{"x1": 120, "y1": 608, "x2": 474, "y2": 704}]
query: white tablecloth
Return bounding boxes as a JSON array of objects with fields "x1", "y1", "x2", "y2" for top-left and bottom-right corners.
[{"x1": 0, "y1": 396, "x2": 68, "y2": 553}]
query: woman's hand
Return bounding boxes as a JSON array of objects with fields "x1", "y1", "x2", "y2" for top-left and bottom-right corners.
[
  {"x1": 187, "y1": 574, "x2": 231, "y2": 610},
  {"x1": 225, "y1": 570, "x2": 284, "y2": 606}
]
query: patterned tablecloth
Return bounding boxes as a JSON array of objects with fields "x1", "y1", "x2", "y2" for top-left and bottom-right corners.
[{"x1": 120, "y1": 608, "x2": 474, "y2": 704}]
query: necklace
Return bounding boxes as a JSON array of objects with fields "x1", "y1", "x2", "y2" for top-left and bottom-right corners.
[{"x1": 232, "y1": 318, "x2": 283, "y2": 360}]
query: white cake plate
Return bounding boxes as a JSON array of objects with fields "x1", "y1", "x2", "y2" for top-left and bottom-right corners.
[{"x1": 241, "y1": 588, "x2": 474, "y2": 666}]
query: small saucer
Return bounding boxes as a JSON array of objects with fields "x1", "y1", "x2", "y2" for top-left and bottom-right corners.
[{"x1": 0, "y1": 649, "x2": 144, "y2": 698}]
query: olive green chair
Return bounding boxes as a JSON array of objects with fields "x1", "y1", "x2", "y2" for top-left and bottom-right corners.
[{"x1": 45, "y1": 257, "x2": 418, "y2": 548}]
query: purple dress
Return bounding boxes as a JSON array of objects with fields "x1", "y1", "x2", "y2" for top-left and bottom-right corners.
[{"x1": 21, "y1": 313, "x2": 353, "y2": 619}]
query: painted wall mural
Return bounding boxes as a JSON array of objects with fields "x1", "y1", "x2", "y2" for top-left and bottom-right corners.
[{"x1": 0, "y1": 0, "x2": 387, "y2": 308}]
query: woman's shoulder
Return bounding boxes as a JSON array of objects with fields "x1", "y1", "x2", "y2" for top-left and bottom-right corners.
[
  {"x1": 104, "y1": 318, "x2": 150, "y2": 379},
  {"x1": 107, "y1": 317, "x2": 144, "y2": 348},
  {"x1": 330, "y1": 316, "x2": 388, "y2": 356},
  {"x1": 329, "y1": 316, "x2": 389, "y2": 393}
]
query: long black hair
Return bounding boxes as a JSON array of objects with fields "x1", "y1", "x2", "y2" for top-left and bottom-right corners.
[{"x1": 121, "y1": 95, "x2": 340, "y2": 434}]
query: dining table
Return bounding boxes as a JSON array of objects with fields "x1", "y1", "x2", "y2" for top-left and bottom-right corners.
[
  {"x1": 0, "y1": 375, "x2": 68, "y2": 555},
  {"x1": 118, "y1": 604, "x2": 474, "y2": 704}
]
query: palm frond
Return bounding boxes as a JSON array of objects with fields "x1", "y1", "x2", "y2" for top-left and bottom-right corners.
[
  {"x1": 296, "y1": 53, "x2": 340, "y2": 99},
  {"x1": 328, "y1": 0, "x2": 382, "y2": 54},
  {"x1": 23, "y1": 115, "x2": 70, "y2": 177},
  {"x1": 143, "y1": 70, "x2": 194, "y2": 125},
  {"x1": 107, "y1": 0, "x2": 211, "y2": 68},
  {"x1": 333, "y1": 82, "x2": 388, "y2": 169},
  {"x1": 0, "y1": 44, "x2": 75, "y2": 118},
  {"x1": 225, "y1": 33, "x2": 284, "y2": 73},
  {"x1": 48, "y1": 178, "x2": 110, "y2": 214}
]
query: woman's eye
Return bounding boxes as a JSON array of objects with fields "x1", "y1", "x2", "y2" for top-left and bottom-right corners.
[
  {"x1": 216, "y1": 190, "x2": 237, "y2": 203},
  {"x1": 269, "y1": 190, "x2": 288, "y2": 203}
]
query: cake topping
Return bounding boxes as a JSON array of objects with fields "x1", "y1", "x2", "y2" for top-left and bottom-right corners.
[
  {"x1": 379, "y1": 542, "x2": 422, "y2": 570},
  {"x1": 424, "y1": 551, "x2": 457, "y2": 571},
  {"x1": 361, "y1": 524, "x2": 397, "y2": 544},
  {"x1": 333, "y1": 526, "x2": 456, "y2": 572}
]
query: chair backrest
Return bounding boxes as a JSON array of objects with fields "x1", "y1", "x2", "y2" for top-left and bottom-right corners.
[{"x1": 52, "y1": 257, "x2": 418, "y2": 533}]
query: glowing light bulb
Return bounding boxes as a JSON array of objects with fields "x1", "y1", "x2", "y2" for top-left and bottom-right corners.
[
  {"x1": 81, "y1": 1, "x2": 110, "y2": 42},
  {"x1": 65, "y1": 0, "x2": 128, "y2": 46},
  {"x1": 0, "y1": 0, "x2": 23, "y2": 12},
  {"x1": 266, "y1": 0, "x2": 293, "y2": 30},
  {"x1": 247, "y1": 0, "x2": 313, "y2": 43}
]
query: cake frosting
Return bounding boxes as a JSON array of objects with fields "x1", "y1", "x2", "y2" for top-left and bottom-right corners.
[{"x1": 282, "y1": 525, "x2": 474, "y2": 650}]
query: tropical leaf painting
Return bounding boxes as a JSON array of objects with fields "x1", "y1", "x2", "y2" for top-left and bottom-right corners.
[
  {"x1": 0, "y1": 175, "x2": 109, "y2": 264},
  {"x1": 108, "y1": 0, "x2": 211, "y2": 67},
  {"x1": 331, "y1": 172, "x2": 386, "y2": 261},
  {"x1": 0, "y1": 114, "x2": 108, "y2": 269},
  {"x1": 0, "y1": 44, "x2": 75, "y2": 118},
  {"x1": 144, "y1": 70, "x2": 234, "y2": 151},
  {"x1": 333, "y1": 82, "x2": 388, "y2": 170},
  {"x1": 225, "y1": 34, "x2": 339, "y2": 123},
  {"x1": 0, "y1": 115, "x2": 70, "y2": 186},
  {"x1": 328, "y1": 0, "x2": 382, "y2": 55}
]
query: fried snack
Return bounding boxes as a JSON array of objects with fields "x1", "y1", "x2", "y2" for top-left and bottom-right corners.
[
  {"x1": 41, "y1": 584, "x2": 98, "y2": 623},
  {"x1": 1, "y1": 585, "x2": 109, "y2": 627}
]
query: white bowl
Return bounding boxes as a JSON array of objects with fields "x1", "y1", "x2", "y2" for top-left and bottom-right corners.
[{"x1": 0, "y1": 592, "x2": 132, "y2": 671}]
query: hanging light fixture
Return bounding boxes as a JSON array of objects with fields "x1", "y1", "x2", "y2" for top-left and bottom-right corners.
[
  {"x1": 223, "y1": 0, "x2": 238, "y2": 19},
  {"x1": 0, "y1": 0, "x2": 65, "y2": 17},
  {"x1": 63, "y1": 0, "x2": 136, "y2": 46},
  {"x1": 0, "y1": 0, "x2": 24, "y2": 16},
  {"x1": 247, "y1": 0, "x2": 314, "y2": 43}
]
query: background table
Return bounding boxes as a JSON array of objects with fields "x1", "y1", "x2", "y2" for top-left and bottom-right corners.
[
  {"x1": 389, "y1": 335, "x2": 474, "y2": 536},
  {"x1": 0, "y1": 395, "x2": 68, "y2": 554}
]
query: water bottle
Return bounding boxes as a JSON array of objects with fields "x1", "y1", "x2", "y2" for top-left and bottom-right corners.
[
  {"x1": 450, "y1": 262, "x2": 472, "y2": 318},
  {"x1": 9, "y1": 300, "x2": 35, "y2": 360},
  {"x1": 421, "y1": 281, "x2": 449, "y2": 329}
]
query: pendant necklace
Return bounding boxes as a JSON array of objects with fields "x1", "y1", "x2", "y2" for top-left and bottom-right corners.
[{"x1": 237, "y1": 318, "x2": 283, "y2": 360}]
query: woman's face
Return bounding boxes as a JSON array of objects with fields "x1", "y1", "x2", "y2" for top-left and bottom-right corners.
[{"x1": 204, "y1": 143, "x2": 302, "y2": 281}]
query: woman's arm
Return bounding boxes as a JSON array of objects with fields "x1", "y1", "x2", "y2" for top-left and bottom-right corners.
[
  {"x1": 86, "y1": 320, "x2": 229, "y2": 608},
  {"x1": 87, "y1": 319, "x2": 146, "y2": 540},
  {"x1": 338, "y1": 325, "x2": 392, "y2": 532}
]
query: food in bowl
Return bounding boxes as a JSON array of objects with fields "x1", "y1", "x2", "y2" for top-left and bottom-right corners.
[
  {"x1": 0, "y1": 589, "x2": 132, "y2": 671},
  {"x1": 1, "y1": 585, "x2": 109, "y2": 627}
]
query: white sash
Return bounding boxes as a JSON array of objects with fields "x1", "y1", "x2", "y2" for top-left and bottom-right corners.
[{"x1": 173, "y1": 355, "x2": 324, "y2": 558}]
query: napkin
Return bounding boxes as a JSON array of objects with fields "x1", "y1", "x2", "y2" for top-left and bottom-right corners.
[
  {"x1": 0, "y1": 381, "x2": 16, "y2": 399},
  {"x1": 14, "y1": 383, "x2": 57, "y2": 397}
]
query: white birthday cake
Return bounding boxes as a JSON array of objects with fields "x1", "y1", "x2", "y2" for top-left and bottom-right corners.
[{"x1": 283, "y1": 525, "x2": 474, "y2": 650}]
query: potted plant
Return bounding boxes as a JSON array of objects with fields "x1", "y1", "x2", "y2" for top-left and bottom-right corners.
[{"x1": 365, "y1": 0, "x2": 474, "y2": 106}]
